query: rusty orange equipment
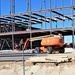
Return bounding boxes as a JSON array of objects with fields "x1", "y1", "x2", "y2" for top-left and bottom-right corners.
[
  {"x1": 33, "y1": 34, "x2": 65, "y2": 53},
  {"x1": 24, "y1": 34, "x2": 65, "y2": 54}
]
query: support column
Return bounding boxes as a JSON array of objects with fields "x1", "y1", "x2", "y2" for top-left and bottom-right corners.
[
  {"x1": 0, "y1": 0, "x2": 1, "y2": 33},
  {"x1": 44, "y1": 0, "x2": 46, "y2": 29},
  {"x1": 62, "y1": 0, "x2": 64, "y2": 28},
  {"x1": 71, "y1": 0, "x2": 74, "y2": 48},
  {"x1": 29, "y1": 0, "x2": 32, "y2": 49},
  {"x1": 49, "y1": 0, "x2": 52, "y2": 34},
  {"x1": 40, "y1": 0, "x2": 43, "y2": 29},
  {"x1": 11, "y1": 0, "x2": 15, "y2": 50}
]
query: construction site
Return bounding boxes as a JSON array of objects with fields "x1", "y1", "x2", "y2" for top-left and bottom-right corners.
[
  {"x1": 0, "y1": 0, "x2": 75, "y2": 50},
  {"x1": 0, "y1": 0, "x2": 75, "y2": 75}
]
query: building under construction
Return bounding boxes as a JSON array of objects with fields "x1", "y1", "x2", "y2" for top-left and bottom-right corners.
[{"x1": 0, "y1": 0, "x2": 75, "y2": 50}]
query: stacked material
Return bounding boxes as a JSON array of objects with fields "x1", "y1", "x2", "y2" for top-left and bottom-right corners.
[
  {"x1": 26, "y1": 52, "x2": 75, "y2": 65},
  {"x1": 0, "y1": 52, "x2": 75, "y2": 75}
]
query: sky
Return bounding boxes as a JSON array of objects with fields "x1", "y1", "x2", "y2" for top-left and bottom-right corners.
[
  {"x1": 0, "y1": 0, "x2": 75, "y2": 44},
  {"x1": 1, "y1": 0, "x2": 75, "y2": 15}
]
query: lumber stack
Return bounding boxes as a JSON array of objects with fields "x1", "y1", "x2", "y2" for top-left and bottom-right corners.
[{"x1": 26, "y1": 52, "x2": 75, "y2": 65}]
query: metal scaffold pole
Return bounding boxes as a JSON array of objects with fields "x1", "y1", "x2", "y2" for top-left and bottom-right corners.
[
  {"x1": 44, "y1": 0, "x2": 46, "y2": 29},
  {"x1": 0, "y1": 0, "x2": 1, "y2": 50},
  {"x1": 27, "y1": 0, "x2": 29, "y2": 25},
  {"x1": 0, "y1": 0, "x2": 1, "y2": 33},
  {"x1": 27, "y1": 0, "x2": 32, "y2": 49},
  {"x1": 54, "y1": 0, "x2": 56, "y2": 8},
  {"x1": 40, "y1": 0, "x2": 43, "y2": 29},
  {"x1": 55, "y1": 0, "x2": 57, "y2": 28},
  {"x1": 0, "y1": 0, "x2": 1, "y2": 16},
  {"x1": 62, "y1": 0, "x2": 64, "y2": 28},
  {"x1": 27, "y1": 0, "x2": 30, "y2": 29},
  {"x1": 22, "y1": 39, "x2": 25, "y2": 75},
  {"x1": 71, "y1": 0, "x2": 74, "y2": 48},
  {"x1": 29, "y1": 0, "x2": 32, "y2": 49},
  {"x1": 21, "y1": 0, "x2": 30, "y2": 75},
  {"x1": 11, "y1": 0, "x2": 15, "y2": 50},
  {"x1": 49, "y1": 0, "x2": 52, "y2": 35}
]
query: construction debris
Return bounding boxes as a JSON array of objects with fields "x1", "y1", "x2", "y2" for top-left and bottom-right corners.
[
  {"x1": 26, "y1": 52, "x2": 75, "y2": 66},
  {"x1": 0, "y1": 53, "x2": 75, "y2": 75}
]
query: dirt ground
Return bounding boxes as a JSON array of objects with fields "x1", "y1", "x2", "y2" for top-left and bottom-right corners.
[
  {"x1": 0, "y1": 52, "x2": 75, "y2": 75},
  {"x1": 0, "y1": 61, "x2": 74, "y2": 75}
]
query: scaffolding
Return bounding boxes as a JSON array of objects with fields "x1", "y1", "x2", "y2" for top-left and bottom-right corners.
[{"x1": 0, "y1": 0, "x2": 75, "y2": 50}]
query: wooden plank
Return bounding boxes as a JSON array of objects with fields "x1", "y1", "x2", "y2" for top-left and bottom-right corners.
[{"x1": 27, "y1": 55, "x2": 72, "y2": 63}]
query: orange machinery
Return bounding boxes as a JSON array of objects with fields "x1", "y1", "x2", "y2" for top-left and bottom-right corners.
[
  {"x1": 40, "y1": 34, "x2": 64, "y2": 53},
  {"x1": 23, "y1": 34, "x2": 65, "y2": 54}
]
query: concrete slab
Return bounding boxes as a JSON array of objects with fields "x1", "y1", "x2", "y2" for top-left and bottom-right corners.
[{"x1": 65, "y1": 48, "x2": 75, "y2": 53}]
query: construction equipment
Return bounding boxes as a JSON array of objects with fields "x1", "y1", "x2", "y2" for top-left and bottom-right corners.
[
  {"x1": 31, "y1": 34, "x2": 65, "y2": 54},
  {"x1": 23, "y1": 34, "x2": 65, "y2": 54},
  {"x1": 23, "y1": 35, "x2": 52, "y2": 50},
  {"x1": 15, "y1": 34, "x2": 65, "y2": 54}
]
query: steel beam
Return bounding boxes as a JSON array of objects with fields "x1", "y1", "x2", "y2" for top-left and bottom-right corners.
[{"x1": 0, "y1": 27, "x2": 73, "y2": 36}]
